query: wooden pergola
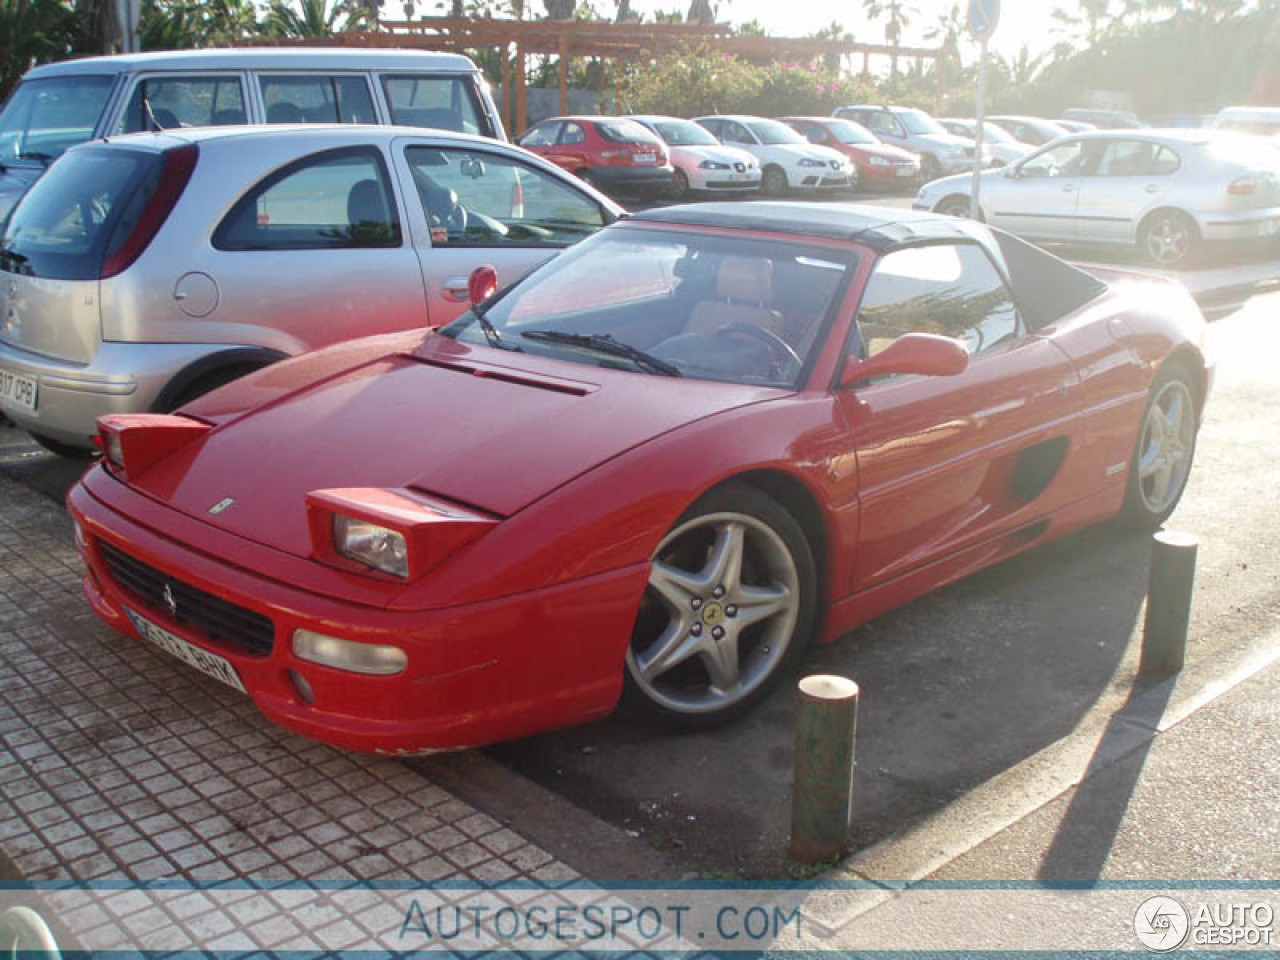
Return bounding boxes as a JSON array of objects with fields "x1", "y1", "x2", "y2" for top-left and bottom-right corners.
[{"x1": 291, "y1": 18, "x2": 947, "y2": 134}]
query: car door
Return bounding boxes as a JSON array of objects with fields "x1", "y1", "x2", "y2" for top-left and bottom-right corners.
[
  {"x1": 989, "y1": 138, "x2": 1097, "y2": 241},
  {"x1": 197, "y1": 144, "x2": 427, "y2": 352},
  {"x1": 834, "y1": 242, "x2": 1083, "y2": 592},
  {"x1": 393, "y1": 139, "x2": 611, "y2": 325},
  {"x1": 1073, "y1": 138, "x2": 1180, "y2": 244},
  {"x1": 516, "y1": 121, "x2": 562, "y2": 163},
  {"x1": 548, "y1": 121, "x2": 592, "y2": 173}
]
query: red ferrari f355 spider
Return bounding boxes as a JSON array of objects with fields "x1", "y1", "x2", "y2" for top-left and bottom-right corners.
[{"x1": 68, "y1": 202, "x2": 1212, "y2": 754}]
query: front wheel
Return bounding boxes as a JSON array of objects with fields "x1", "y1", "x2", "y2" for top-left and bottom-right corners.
[
  {"x1": 622, "y1": 484, "x2": 816, "y2": 728},
  {"x1": 920, "y1": 154, "x2": 942, "y2": 182},
  {"x1": 936, "y1": 194, "x2": 974, "y2": 219},
  {"x1": 1117, "y1": 365, "x2": 1199, "y2": 530},
  {"x1": 761, "y1": 165, "x2": 789, "y2": 197}
]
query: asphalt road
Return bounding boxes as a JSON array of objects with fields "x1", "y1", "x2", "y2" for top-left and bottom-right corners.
[{"x1": 2, "y1": 229, "x2": 1276, "y2": 880}]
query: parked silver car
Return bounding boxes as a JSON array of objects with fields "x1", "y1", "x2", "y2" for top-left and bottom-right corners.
[
  {"x1": 833, "y1": 104, "x2": 983, "y2": 180},
  {"x1": 0, "y1": 125, "x2": 621, "y2": 454},
  {"x1": 938, "y1": 118, "x2": 1033, "y2": 167},
  {"x1": 986, "y1": 115, "x2": 1070, "y2": 147},
  {"x1": 913, "y1": 129, "x2": 1280, "y2": 267}
]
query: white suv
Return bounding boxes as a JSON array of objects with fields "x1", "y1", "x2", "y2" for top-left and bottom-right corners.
[{"x1": 694, "y1": 115, "x2": 853, "y2": 196}]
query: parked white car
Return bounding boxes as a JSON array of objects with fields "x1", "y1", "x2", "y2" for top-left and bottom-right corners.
[
  {"x1": 913, "y1": 129, "x2": 1280, "y2": 267},
  {"x1": 628, "y1": 115, "x2": 761, "y2": 199},
  {"x1": 693, "y1": 115, "x2": 853, "y2": 196}
]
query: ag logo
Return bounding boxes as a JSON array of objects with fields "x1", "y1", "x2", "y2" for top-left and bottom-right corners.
[{"x1": 1134, "y1": 895, "x2": 1190, "y2": 952}]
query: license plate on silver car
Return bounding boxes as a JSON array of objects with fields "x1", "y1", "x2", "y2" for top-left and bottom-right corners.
[
  {"x1": 0, "y1": 369, "x2": 36, "y2": 412},
  {"x1": 126, "y1": 607, "x2": 247, "y2": 693}
]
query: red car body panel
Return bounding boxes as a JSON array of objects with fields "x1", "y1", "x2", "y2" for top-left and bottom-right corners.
[
  {"x1": 68, "y1": 208, "x2": 1211, "y2": 753},
  {"x1": 781, "y1": 116, "x2": 920, "y2": 187}
]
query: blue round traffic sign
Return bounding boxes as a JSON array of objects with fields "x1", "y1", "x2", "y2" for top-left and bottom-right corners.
[{"x1": 968, "y1": 0, "x2": 1000, "y2": 38}]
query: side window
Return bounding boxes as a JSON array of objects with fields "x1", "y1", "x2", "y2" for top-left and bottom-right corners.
[
  {"x1": 723, "y1": 122, "x2": 751, "y2": 144},
  {"x1": 698, "y1": 119, "x2": 722, "y2": 139},
  {"x1": 520, "y1": 122, "x2": 560, "y2": 147},
  {"x1": 801, "y1": 122, "x2": 824, "y2": 143},
  {"x1": 866, "y1": 112, "x2": 897, "y2": 136},
  {"x1": 260, "y1": 75, "x2": 376, "y2": 124},
  {"x1": 1150, "y1": 145, "x2": 1180, "y2": 175},
  {"x1": 405, "y1": 146, "x2": 604, "y2": 248},
  {"x1": 1019, "y1": 139, "x2": 1091, "y2": 178},
  {"x1": 116, "y1": 76, "x2": 246, "y2": 133},
  {"x1": 213, "y1": 147, "x2": 400, "y2": 251},
  {"x1": 381, "y1": 75, "x2": 484, "y2": 135},
  {"x1": 559, "y1": 122, "x2": 586, "y2": 145},
  {"x1": 856, "y1": 244, "x2": 1021, "y2": 359}
]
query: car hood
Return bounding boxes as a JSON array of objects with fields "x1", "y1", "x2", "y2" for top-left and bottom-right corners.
[
  {"x1": 673, "y1": 144, "x2": 755, "y2": 165},
  {"x1": 131, "y1": 334, "x2": 784, "y2": 557},
  {"x1": 849, "y1": 142, "x2": 917, "y2": 162},
  {"x1": 752, "y1": 143, "x2": 837, "y2": 164},
  {"x1": 913, "y1": 132, "x2": 975, "y2": 151}
]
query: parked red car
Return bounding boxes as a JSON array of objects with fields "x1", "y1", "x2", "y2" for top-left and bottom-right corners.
[
  {"x1": 68, "y1": 203, "x2": 1210, "y2": 755},
  {"x1": 781, "y1": 115, "x2": 920, "y2": 190},
  {"x1": 516, "y1": 115, "x2": 675, "y2": 198}
]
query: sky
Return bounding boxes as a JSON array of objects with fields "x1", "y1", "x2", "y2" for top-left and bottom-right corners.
[{"x1": 630, "y1": 0, "x2": 1061, "y2": 61}]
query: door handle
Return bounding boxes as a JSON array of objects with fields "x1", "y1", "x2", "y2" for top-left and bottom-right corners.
[
  {"x1": 1145, "y1": 183, "x2": 1159, "y2": 193},
  {"x1": 443, "y1": 277, "x2": 471, "y2": 302}
]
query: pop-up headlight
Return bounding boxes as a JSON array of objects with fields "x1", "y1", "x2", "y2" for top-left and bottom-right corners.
[{"x1": 96, "y1": 414, "x2": 211, "y2": 480}]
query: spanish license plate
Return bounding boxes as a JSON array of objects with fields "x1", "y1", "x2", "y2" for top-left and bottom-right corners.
[
  {"x1": 633, "y1": 153, "x2": 656, "y2": 165},
  {"x1": 0, "y1": 369, "x2": 36, "y2": 412},
  {"x1": 730, "y1": 173, "x2": 750, "y2": 181},
  {"x1": 125, "y1": 606, "x2": 247, "y2": 693},
  {"x1": 896, "y1": 167, "x2": 916, "y2": 177}
]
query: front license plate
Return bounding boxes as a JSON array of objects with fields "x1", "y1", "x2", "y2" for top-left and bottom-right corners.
[
  {"x1": 633, "y1": 153, "x2": 656, "y2": 164},
  {"x1": 0, "y1": 369, "x2": 36, "y2": 412},
  {"x1": 896, "y1": 167, "x2": 916, "y2": 177},
  {"x1": 730, "y1": 173, "x2": 751, "y2": 181},
  {"x1": 125, "y1": 607, "x2": 247, "y2": 693}
]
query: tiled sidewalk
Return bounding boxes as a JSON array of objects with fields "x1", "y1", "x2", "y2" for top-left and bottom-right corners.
[{"x1": 0, "y1": 472, "x2": 583, "y2": 950}]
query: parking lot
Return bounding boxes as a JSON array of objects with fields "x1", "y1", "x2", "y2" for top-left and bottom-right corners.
[{"x1": 2, "y1": 186, "x2": 1277, "y2": 892}]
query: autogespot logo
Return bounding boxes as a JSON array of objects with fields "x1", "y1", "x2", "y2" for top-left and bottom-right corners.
[{"x1": 1135, "y1": 895, "x2": 1191, "y2": 952}]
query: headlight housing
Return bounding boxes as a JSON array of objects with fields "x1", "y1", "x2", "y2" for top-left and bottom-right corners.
[
  {"x1": 869, "y1": 156, "x2": 890, "y2": 166},
  {"x1": 947, "y1": 146, "x2": 967, "y2": 158},
  {"x1": 292, "y1": 629, "x2": 407, "y2": 676},
  {"x1": 699, "y1": 160, "x2": 730, "y2": 170},
  {"x1": 333, "y1": 515, "x2": 409, "y2": 578},
  {"x1": 798, "y1": 158, "x2": 825, "y2": 168}
]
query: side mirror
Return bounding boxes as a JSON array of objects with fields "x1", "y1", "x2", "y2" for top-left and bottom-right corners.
[
  {"x1": 1005, "y1": 164, "x2": 1021, "y2": 179},
  {"x1": 461, "y1": 156, "x2": 486, "y2": 179},
  {"x1": 468, "y1": 265, "x2": 498, "y2": 306},
  {"x1": 839, "y1": 332, "x2": 969, "y2": 387}
]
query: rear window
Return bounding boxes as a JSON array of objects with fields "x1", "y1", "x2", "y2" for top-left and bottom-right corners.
[
  {"x1": 382, "y1": 75, "x2": 488, "y2": 136},
  {"x1": 0, "y1": 146, "x2": 161, "y2": 280},
  {"x1": 0, "y1": 76, "x2": 115, "y2": 166},
  {"x1": 595, "y1": 119, "x2": 660, "y2": 145}
]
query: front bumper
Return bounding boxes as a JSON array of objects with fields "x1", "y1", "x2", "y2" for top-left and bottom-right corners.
[
  {"x1": 0, "y1": 340, "x2": 236, "y2": 449},
  {"x1": 68, "y1": 476, "x2": 648, "y2": 754},
  {"x1": 860, "y1": 163, "x2": 921, "y2": 188},
  {"x1": 584, "y1": 165, "x2": 675, "y2": 193},
  {"x1": 686, "y1": 166, "x2": 761, "y2": 192},
  {"x1": 793, "y1": 169, "x2": 852, "y2": 190}
]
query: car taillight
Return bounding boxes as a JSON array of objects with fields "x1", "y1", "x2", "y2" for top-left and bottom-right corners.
[
  {"x1": 600, "y1": 148, "x2": 628, "y2": 163},
  {"x1": 96, "y1": 413, "x2": 211, "y2": 480},
  {"x1": 1228, "y1": 174, "x2": 1261, "y2": 195},
  {"x1": 101, "y1": 143, "x2": 198, "y2": 279}
]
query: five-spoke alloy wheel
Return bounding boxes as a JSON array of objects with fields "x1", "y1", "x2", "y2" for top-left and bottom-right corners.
[
  {"x1": 624, "y1": 485, "x2": 815, "y2": 726},
  {"x1": 1120, "y1": 366, "x2": 1198, "y2": 529}
]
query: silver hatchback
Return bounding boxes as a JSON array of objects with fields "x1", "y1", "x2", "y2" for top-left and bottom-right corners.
[
  {"x1": 914, "y1": 129, "x2": 1280, "y2": 267},
  {"x1": 0, "y1": 125, "x2": 621, "y2": 453}
]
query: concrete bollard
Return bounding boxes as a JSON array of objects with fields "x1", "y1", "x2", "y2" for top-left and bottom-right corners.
[
  {"x1": 789, "y1": 674, "x2": 859, "y2": 864},
  {"x1": 1141, "y1": 530, "x2": 1198, "y2": 678}
]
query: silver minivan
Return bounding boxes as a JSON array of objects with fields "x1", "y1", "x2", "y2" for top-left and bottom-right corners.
[
  {"x1": 0, "y1": 47, "x2": 504, "y2": 219},
  {"x1": 0, "y1": 125, "x2": 620, "y2": 454}
]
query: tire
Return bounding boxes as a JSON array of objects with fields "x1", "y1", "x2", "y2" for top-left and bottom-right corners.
[
  {"x1": 920, "y1": 153, "x2": 942, "y2": 182},
  {"x1": 668, "y1": 169, "x2": 690, "y2": 201},
  {"x1": 1117, "y1": 363, "x2": 1199, "y2": 530},
  {"x1": 936, "y1": 194, "x2": 974, "y2": 219},
  {"x1": 1140, "y1": 210, "x2": 1199, "y2": 268},
  {"x1": 29, "y1": 432, "x2": 98, "y2": 460},
  {"x1": 761, "y1": 165, "x2": 789, "y2": 197},
  {"x1": 622, "y1": 484, "x2": 817, "y2": 728},
  {"x1": 162, "y1": 364, "x2": 262, "y2": 412}
]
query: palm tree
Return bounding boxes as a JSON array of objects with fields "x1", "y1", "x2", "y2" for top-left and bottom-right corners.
[
  {"x1": 1050, "y1": 0, "x2": 1116, "y2": 44},
  {"x1": 863, "y1": 0, "x2": 915, "y2": 75},
  {"x1": 206, "y1": 0, "x2": 259, "y2": 42},
  {"x1": 925, "y1": 2, "x2": 964, "y2": 68},
  {"x1": 265, "y1": 0, "x2": 351, "y2": 37},
  {"x1": 0, "y1": 0, "x2": 76, "y2": 99}
]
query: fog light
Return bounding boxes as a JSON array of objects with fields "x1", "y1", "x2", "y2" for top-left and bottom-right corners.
[
  {"x1": 292, "y1": 629, "x2": 407, "y2": 676},
  {"x1": 288, "y1": 668, "x2": 315, "y2": 704}
]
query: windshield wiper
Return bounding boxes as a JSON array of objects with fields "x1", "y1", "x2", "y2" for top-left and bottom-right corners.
[
  {"x1": 0, "y1": 246, "x2": 28, "y2": 264},
  {"x1": 521, "y1": 330, "x2": 682, "y2": 377},
  {"x1": 15, "y1": 152, "x2": 53, "y2": 168}
]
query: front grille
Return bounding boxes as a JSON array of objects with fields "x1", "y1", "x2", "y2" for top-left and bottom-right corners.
[{"x1": 99, "y1": 541, "x2": 275, "y2": 657}]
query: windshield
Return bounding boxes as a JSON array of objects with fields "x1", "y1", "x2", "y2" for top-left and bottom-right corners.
[
  {"x1": 896, "y1": 109, "x2": 945, "y2": 135},
  {"x1": 440, "y1": 226, "x2": 855, "y2": 388},
  {"x1": 0, "y1": 76, "x2": 115, "y2": 167},
  {"x1": 747, "y1": 119, "x2": 808, "y2": 145},
  {"x1": 650, "y1": 119, "x2": 719, "y2": 146},
  {"x1": 827, "y1": 119, "x2": 877, "y2": 144},
  {"x1": 982, "y1": 121, "x2": 1016, "y2": 143}
]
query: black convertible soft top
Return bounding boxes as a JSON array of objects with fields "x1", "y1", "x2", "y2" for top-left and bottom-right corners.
[{"x1": 630, "y1": 202, "x2": 1109, "y2": 330}]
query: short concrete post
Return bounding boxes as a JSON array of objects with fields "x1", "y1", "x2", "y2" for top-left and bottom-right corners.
[
  {"x1": 1141, "y1": 530, "x2": 1198, "y2": 678},
  {"x1": 790, "y1": 674, "x2": 859, "y2": 864}
]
